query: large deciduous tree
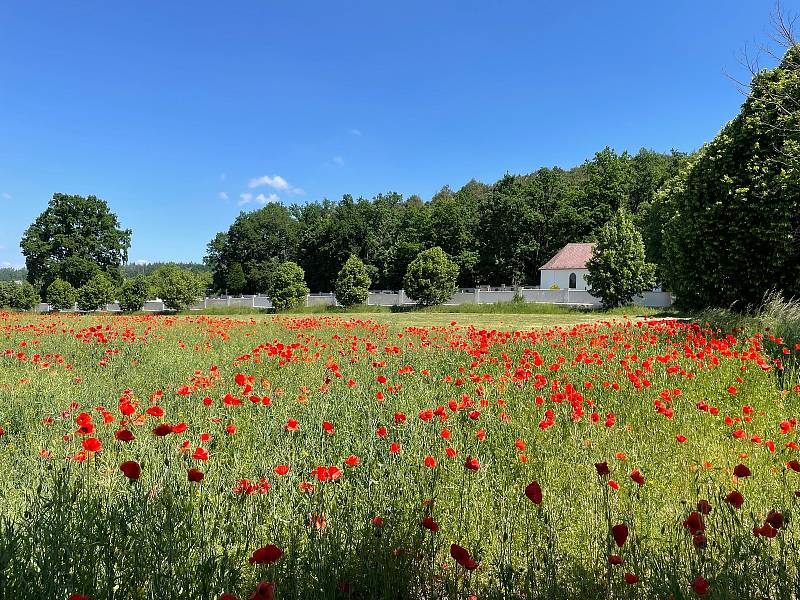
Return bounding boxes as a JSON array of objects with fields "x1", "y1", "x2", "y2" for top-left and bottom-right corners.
[
  {"x1": 21, "y1": 193, "x2": 131, "y2": 290},
  {"x1": 662, "y1": 45, "x2": 800, "y2": 310}
]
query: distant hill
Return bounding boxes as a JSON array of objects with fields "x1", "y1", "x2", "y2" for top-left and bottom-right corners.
[
  {"x1": 0, "y1": 267, "x2": 27, "y2": 282},
  {"x1": 122, "y1": 262, "x2": 211, "y2": 278}
]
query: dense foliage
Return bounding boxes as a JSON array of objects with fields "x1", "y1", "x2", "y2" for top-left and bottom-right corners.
[
  {"x1": 118, "y1": 275, "x2": 152, "y2": 313},
  {"x1": 150, "y1": 264, "x2": 205, "y2": 311},
  {"x1": 20, "y1": 193, "x2": 131, "y2": 290},
  {"x1": 662, "y1": 45, "x2": 800, "y2": 310},
  {"x1": 403, "y1": 247, "x2": 459, "y2": 306},
  {"x1": 335, "y1": 255, "x2": 371, "y2": 307},
  {"x1": 76, "y1": 273, "x2": 116, "y2": 312},
  {"x1": 205, "y1": 150, "x2": 685, "y2": 292},
  {"x1": 45, "y1": 278, "x2": 77, "y2": 311},
  {"x1": 267, "y1": 261, "x2": 310, "y2": 310},
  {"x1": 586, "y1": 209, "x2": 656, "y2": 309},
  {"x1": 0, "y1": 281, "x2": 39, "y2": 310}
]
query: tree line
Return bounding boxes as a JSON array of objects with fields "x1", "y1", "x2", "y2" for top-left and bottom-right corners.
[{"x1": 204, "y1": 147, "x2": 686, "y2": 294}]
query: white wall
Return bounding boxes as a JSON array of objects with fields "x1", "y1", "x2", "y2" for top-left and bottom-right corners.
[{"x1": 540, "y1": 269, "x2": 589, "y2": 290}]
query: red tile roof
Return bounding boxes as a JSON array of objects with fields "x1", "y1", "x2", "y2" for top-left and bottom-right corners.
[{"x1": 540, "y1": 243, "x2": 595, "y2": 270}]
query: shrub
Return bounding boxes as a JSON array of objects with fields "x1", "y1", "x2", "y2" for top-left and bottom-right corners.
[
  {"x1": 118, "y1": 275, "x2": 151, "y2": 312},
  {"x1": 46, "y1": 279, "x2": 77, "y2": 311},
  {"x1": 77, "y1": 273, "x2": 115, "y2": 311},
  {"x1": 151, "y1": 264, "x2": 204, "y2": 311},
  {"x1": 267, "y1": 262, "x2": 309, "y2": 310},
  {"x1": 335, "y1": 256, "x2": 371, "y2": 308},
  {"x1": 0, "y1": 282, "x2": 14, "y2": 308},
  {"x1": 585, "y1": 208, "x2": 656, "y2": 309},
  {"x1": 12, "y1": 282, "x2": 40, "y2": 311},
  {"x1": 403, "y1": 247, "x2": 459, "y2": 307}
]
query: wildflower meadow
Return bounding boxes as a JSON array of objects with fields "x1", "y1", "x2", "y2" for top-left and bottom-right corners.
[{"x1": 1, "y1": 311, "x2": 799, "y2": 599}]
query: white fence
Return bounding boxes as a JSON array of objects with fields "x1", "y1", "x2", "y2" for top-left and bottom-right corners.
[{"x1": 34, "y1": 287, "x2": 672, "y2": 312}]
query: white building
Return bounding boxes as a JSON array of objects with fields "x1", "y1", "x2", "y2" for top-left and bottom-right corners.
[{"x1": 539, "y1": 243, "x2": 594, "y2": 290}]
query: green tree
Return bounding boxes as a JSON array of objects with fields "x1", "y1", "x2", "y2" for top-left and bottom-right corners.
[
  {"x1": 21, "y1": 193, "x2": 131, "y2": 290},
  {"x1": 246, "y1": 259, "x2": 278, "y2": 294},
  {"x1": 118, "y1": 275, "x2": 151, "y2": 312},
  {"x1": 1, "y1": 281, "x2": 39, "y2": 310},
  {"x1": 267, "y1": 261, "x2": 309, "y2": 310},
  {"x1": 403, "y1": 247, "x2": 459, "y2": 306},
  {"x1": 46, "y1": 278, "x2": 77, "y2": 311},
  {"x1": 662, "y1": 45, "x2": 800, "y2": 310},
  {"x1": 585, "y1": 209, "x2": 656, "y2": 309},
  {"x1": 76, "y1": 273, "x2": 115, "y2": 311},
  {"x1": 335, "y1": 255, "x2": 371, "y2": 307},
  {"x1": 151, "y1": 264, "x2": 204, "y2": 311},
  {"x1": 12, "y1": 282, "x2": 39, "y2": 310},
  {"x1": 225, "y1": 262, "x2": 246, "y2": 295},
  {"x1": 0, "y1": 283, "x2": 14, "y2": 308}
]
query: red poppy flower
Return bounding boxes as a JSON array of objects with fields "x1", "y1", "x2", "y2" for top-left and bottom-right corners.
[
  {"x1": 611, "y1": 523, "x2": 628, "y2": 548},
  {"x1": 192, "y1": 447, "x2": 209, "y2": 461},
  {"x1": 115, "y1": 429, "x2": 134, "y2": 442},
  {"x1": 219, "y1": 594, "x2": 238, "y2": 600},
  {"x1": 146, "y1": 406, "x2": 164, "y2": 417},
  {"x1": 249, "y1": 544, "x2": 283, "y2": 565},
  {"x1": 697, "y1": 499, "x2": 712, "y2": 515},
  {"x1": 421, "y1": 517, "x2": 439, "y2": 532},
  {"x1": 786, "y1": 460, "x2": 800, "y2": 472},
  {"x1": 152, "y1": 423, "x2": 173, "y2": 437},
  {"x1": 445, "y1": 447, "x2": 457, "y2": 458},
  {"x1": 675, "y1": 434, "x2": 687, "y2": 443},
  {"x1": 692, "y1": 575, "x2": 710, "y2": 596},
  {"x1": 424, "y1": 455, "x2": 436, "y2": 468},
  {"x1": 82, "y1": 437, "x2": 102, "y2": 453},
  {"x1": 249, "y1": 581, "x2": 274, "y2": 600},
  {"x1": 608, "y1": 480, "x2": 620, "y2": 491},
  {"x1": 345, "y1": 455, "x2": 360, "y2": 467},
  {"x1": 683, "y1": 512, "x2": 704, "y2": 535},
  {"x1": 630, "y1": 470, "x2": 645, "y2": 486},
  {"x1": 322, "y1": 421, "x2": 335, "y2": 435},
  {"x1": 68, "y1": 595, "x2": 90, "y2": 600},
  {"x1": 624, "y1": 573, "x2": 639, "y2": 585},
  {"x1": 188, "y1": 468, "x2": 204, "y2": 482},
  {"x1": 766, "y1": 510, "x2": 784, "y2": 529},
  {"x1": 284, "y1": 419, "x2": 299, "y2": 432},
  {"x1": 595, "y1": 462, "x2": 610, "y2": 476},
  {"x1": 390, "y1": 442, "x2": 400, "y2": 454},
  {"x1": 608, "y1": 555, "x2": 623, "y2": 565},
  {"x1": 464, "y1": 456, "x2": 480, "y2": 471},
  {"x1": 733, "y1": 464, "x2": 751, "y2": 478},
  {"x1": 394, "y1": 412, "x2": 406, "y2": 424},
  {"x1": 120, "y1": 460, "x2": 141, "y2": 480},
  {"x1": 274, "y1": 465, "x2": 289, "y2": 476},
  {"x1": 725, "y1": 490, "x2": 744, "y2": 509},
  {"x1": 376, "y1": 426, "x2": 387, "y2": 437},
  {"x1": 525, "y1": 481, "x2": 542, "y2": 505},
  {"x1": 371, "y1": 516, "x2": 384, "y2": 527}
]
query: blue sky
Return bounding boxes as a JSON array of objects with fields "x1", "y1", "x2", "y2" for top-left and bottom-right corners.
[{"x1": 0, "y1": 1, "x2": 785, "y2": 266}]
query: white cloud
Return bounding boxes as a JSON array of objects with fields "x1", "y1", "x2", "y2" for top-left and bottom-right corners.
[
  {"x1": 218, "y1": 191, "x2": 229, "y2": 201},
  {"x1": 332, "y1": 155, "x2": 345, "y2": 167},
  {"x1": 1, "y1": 192, "x2": 11, "y2": 200},
  {"x1": 248, "y1": 174, "x2": 303, "y2": 195},
  {"x1": 348, "y1": 128, "x2": 362, "y2": 136},
  {"x1": 255, "y1": 193, "x2": 279, "y2": 205},
  {"x1": 249, "y1": 175, "x2": 289, "y2": 190},
  {"x1": 134, "y1": 259, "x2": 149, "y2": 266},
  {"x1": 238, "y1": 193, "x2": 254, "y2": 206}
]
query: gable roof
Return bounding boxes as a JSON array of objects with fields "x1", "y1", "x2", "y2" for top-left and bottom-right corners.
[{"x1": 540, "y1": 243, "x2": 595, "y2": 270}]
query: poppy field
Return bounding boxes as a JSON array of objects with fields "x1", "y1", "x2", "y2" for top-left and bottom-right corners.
[{"x1": 1, "y1": 311, "x2": 799, "y2": 600}]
